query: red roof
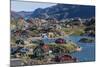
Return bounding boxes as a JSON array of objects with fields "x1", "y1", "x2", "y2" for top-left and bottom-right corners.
[
  {"x1": 60, "y1": 55, "x2": 73, "y2": 61},
  {"x1": 42, "y1": 45, "x2": 49, "y2": 52}
]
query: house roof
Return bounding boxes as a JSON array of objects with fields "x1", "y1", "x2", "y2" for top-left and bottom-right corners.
[{"x1": 42, "y1": 45, "x2": 49, "y2": 51}]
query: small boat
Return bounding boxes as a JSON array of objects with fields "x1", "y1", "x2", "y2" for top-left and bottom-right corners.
[{"x1": 76, "y1": 47, "x2": 82, "y2": 51}]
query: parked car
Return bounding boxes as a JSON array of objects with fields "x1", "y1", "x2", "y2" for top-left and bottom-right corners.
[{"x1": 55, "y1": 38, "x2": 66, "y2": 44}]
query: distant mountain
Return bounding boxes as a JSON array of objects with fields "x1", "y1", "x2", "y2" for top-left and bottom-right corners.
[
  {"x1": 11, "y1": 11, "x2": 21, "y2": 19},
  {"x1": 30, "y1": 4, "x2": 95, "y2": 20},
  {"x1": 17, "y1": 11, "x2": 32, "y2": 18},
  {"x1": 11, "y1": 4, "x2": 95, "y2": 20},
  {"x1": 11, "y1": 11, "x2": 32, "y2": 19}
]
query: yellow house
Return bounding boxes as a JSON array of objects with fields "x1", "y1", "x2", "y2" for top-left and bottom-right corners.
[{"x1": 48, "y1": 32, "x2": 54, "y2": 38}]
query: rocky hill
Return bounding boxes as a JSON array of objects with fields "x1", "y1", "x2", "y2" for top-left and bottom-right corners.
[{"x1": 30, "y1": 4, "x2": 95, "y2": 20}]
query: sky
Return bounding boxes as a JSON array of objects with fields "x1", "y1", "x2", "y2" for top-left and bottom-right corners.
[{"x1": 11, "y1": 1, "x2": 56, "y2": 12}]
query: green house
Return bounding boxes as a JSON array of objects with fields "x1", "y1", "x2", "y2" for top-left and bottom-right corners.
[{"x1": 32, "y1": 46, "x2": 45, "y2": 60}]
